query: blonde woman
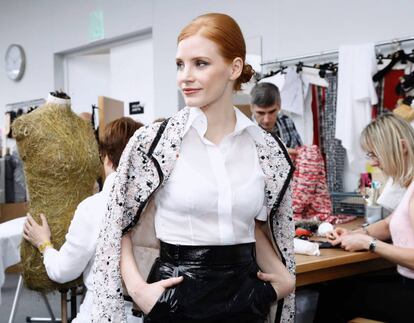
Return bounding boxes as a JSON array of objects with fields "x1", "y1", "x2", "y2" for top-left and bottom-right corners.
[{"x1": 315, "y1": 114, "x2": 414, "y2": 323}]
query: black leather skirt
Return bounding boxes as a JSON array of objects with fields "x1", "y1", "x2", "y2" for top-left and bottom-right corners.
[{"x1": 144, "y1": 241, "x2": 277, "y2": 323}]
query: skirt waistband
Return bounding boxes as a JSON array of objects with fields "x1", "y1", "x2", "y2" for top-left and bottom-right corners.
[
  {"x1": 401, "y1": 275, "x2": 414, "y2": 288},
  {"x1": 159, "y1": 241, "x2": 256, "y2": 265}
]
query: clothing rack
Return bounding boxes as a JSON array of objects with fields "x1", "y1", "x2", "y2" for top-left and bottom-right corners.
[
  {"x1": 262, "y1": 35, "x2": 414, "y2": 67},
  {"x1": 5, "y1": 98, "x2": 45, "y2": 112}
]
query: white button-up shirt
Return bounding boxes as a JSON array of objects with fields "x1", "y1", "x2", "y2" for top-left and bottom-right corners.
[
  {"x1": 43, "y1": 172, "x2": 115, "y2": 322},
  {"x1": 154, "y1": 107, "x2": 268, "y2": 245}
]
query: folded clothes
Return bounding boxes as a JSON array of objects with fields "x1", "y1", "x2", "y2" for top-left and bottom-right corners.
[{"x1": 294, "y1": 238, "x2": 320, "y2": 256}]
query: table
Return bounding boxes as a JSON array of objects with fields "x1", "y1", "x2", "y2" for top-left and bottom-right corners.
[
  {"x1": 0, "y1": 216, "x2": 25, "y2": 304},
  {"x1": 295, "y1": 218, "x2": 395, "y2": 287}
]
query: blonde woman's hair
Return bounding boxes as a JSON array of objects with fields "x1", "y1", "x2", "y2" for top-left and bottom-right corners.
[{"x1": 360, "y1": 114, "x2": 414, "y2": 187}]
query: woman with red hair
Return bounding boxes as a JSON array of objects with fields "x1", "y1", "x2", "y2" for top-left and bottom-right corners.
[{"x1": 92, "y1": 13, "x2": 295, "y2": 323}]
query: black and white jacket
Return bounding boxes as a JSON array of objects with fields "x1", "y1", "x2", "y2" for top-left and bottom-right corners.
[{"x1": 91, "y1": 107, "x2": 295, "y2": 323}]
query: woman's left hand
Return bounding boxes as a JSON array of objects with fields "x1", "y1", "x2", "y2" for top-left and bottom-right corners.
[
  {"x1": 257, "y1": 271, "x2": 281, "y2": 298},
  {"x1": 23, "y1": 213, "x2": 51, "y2": 248},
  {"x1": 340, "y1": 233, "x2": 371, "y2": 252}
]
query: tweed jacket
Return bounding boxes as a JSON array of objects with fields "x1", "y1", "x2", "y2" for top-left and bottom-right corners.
[{"x1": 91, "y1": 107, "x2": 295, "y2": 323}]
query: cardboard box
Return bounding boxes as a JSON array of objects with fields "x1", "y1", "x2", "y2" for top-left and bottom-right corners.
[{"x1": 0, "y1": 202, "x2": 28, "y2": 224}]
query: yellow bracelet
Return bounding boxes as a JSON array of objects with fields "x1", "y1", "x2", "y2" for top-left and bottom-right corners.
[{"x1": 38, "y1": 241, "x2": 53, "y2": 254}]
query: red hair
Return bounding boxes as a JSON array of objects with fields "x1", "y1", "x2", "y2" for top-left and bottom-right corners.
[{"x1": 178, "y1": 13, "x2": 254, "y2": 91}]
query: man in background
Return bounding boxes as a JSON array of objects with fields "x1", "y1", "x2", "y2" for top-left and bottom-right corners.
[{"x1": 250, "y1": 82, "x2": 302, "y2": 157}]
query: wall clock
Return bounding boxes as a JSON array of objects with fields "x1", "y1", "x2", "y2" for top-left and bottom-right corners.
[{"x1": 5, "y1": 44, "x2": 26, "y2": 81}]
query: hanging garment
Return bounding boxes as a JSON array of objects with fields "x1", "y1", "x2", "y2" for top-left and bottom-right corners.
[
  {"x1": 321, "y1": 74, "x2": 346, "y2": 192},
  {"x1": 288, "y1": 98, "x2": 313, "y2": 146},
  {"x1": 383, "y1": 69, "x2": 405, "y2": 110},
  {"x1": 301, "y1": 67, "x2": 330, "y2": 88},
  {"x1": 287, "y1": 71, "x2": 314, "y2": 146},
  {"x1": 375, "y1": 70, "x2": 385, "y2": 117},
  {"x1": 336, "y1": 44, "x2": 378, "y2": 173},
  {"x1": 258, "y1": 73, "x2": 285, "y2": 90},
  {"x1": 292, "y1": 145, "x2": 354, "y2": 224},
  {"x1": 4, "y1": 153, "x2": 15, "y2": 203},
  {"x1": 11, "y1": 150, "x2": 26, "y2": 202},
  {"x1": 292, "y1": 145, "x2": 332, "y2": 221},
  {"x1": 311, "y1": 85, "x2": 325, "y2": 147},
  {"x1": 281, "y1": 66, "x2": 304, "y2": 116}
]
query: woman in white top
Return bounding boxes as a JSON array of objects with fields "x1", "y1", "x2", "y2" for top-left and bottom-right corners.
[
  {"x1": 23, "y1": 117, "x2": 143, "y2": 322},
  {"x1": 315, "y1": 114, "x2": 414, "y2": 323},
  {"x1": 92, "y1": 13, "x2": 296, "y2": 323}
]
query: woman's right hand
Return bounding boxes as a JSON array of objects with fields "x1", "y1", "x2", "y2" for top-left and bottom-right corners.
[
  {"x1": 23, "y1": 213, "x2": 52, "y2": 249},
  {"x1": 326, "y1": 227, "x2": 349, "y2": 245},
  {"x1": 131, "y1": 276, "x2": 183, "y2": 314}
]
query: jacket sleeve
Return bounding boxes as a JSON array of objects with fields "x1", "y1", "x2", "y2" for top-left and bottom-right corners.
[
  {"x1": 257, "y1": 129, "x2": 296, "y2": 323},
  {"x1": 91, "y1": 123, "x2": 161, "y2": 323},
  {"x1": 273, "y1": 183, "x2": 296, "y2": 323}
]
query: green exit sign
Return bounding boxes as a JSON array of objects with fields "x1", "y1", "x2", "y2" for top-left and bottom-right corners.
[{"x1": 89, "y1": 10, "x2": 105, "y2": 41}]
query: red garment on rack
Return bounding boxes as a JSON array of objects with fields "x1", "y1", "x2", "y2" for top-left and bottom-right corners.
[
  {"x1": 383, "y1": 69, "x2": 405, "y2": 110},
  {"x1": 292, "y1": 145, "x2": 355, "y2": 224},
  {"x1": 311, "y1": 85, "x2": 326, "y2": 147},
  {"x1": 292, "y1": 145, "x2": 331, "y2": 220}
]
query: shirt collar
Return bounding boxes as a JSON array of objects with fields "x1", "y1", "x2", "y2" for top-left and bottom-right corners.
[
  {"x1": 183, "y1": 107, "x2": 207, "y2": 138},
  {"x1": 183, "y1": 106, "x2": 266, "y2": 145}
]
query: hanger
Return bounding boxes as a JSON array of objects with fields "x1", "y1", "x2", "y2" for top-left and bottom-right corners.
[
  {"x1": 295, "y1": 62, "x2": 337, "y2": 78},
  {"x1": 27, "y1": 106, "x2": 39, "y2": 114},
  {"x1": 402, "y1": 96, "x2": 414, "y2": 106},
  {"x1": 257, "y1": 64, "x2": 287, "y2": 81},
  {"x1": 296, "y1": 61, "x2": 304, "y2": 73},
  {"x1": 396, "y1": 71, "x2": 414, "y2": 95},
  {"x1": 376, "y1": 53, "x2": 384, "y2": 65},
  {"x1": 373, "y1": 49, "x2": 414, "y2": 82}
]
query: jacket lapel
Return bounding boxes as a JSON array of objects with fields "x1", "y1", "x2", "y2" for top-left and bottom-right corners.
[{"x1": 152, "y1": 108, "x2": 190, "y2": 183}]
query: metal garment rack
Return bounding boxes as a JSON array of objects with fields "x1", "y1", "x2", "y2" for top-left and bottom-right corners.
[
  {"x1": 261, "y1": 35, "x2": 414, "y2": 67},
  {"x1": 5, "y1": 98, "x2": 45, "y2": 112}
]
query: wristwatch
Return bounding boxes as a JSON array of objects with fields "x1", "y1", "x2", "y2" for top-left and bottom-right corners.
[{"x1": 368, "y1": 238, "x2": 377, "y2": 252}]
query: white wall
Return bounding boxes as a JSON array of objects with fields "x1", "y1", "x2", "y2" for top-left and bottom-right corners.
[
  {"x1": 65, "y1": 54, "x2": 110, "y2": 114},
  {"x1": 273, "y1": 0, "x2": 414, "y2": 59},
  {"x1": 0, "y1": 0, "x2": 152, "y2": 125},
  {"x1": 110, "y1": 38, "x2": 154, "y2": 124}
]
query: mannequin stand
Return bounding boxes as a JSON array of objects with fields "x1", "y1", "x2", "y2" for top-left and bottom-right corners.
[{"x1": 8, "y1": 275, "x2": 79, "y2": 323}]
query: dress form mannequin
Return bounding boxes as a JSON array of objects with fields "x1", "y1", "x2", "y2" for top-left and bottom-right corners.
[{"x1": 12, "y1": 92, "x2": 101, "y2": 292}]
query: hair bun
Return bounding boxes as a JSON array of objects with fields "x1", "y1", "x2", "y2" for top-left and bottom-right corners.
[{"x1": 238, "y1": 63, "x2": 255, "y2": 87}]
